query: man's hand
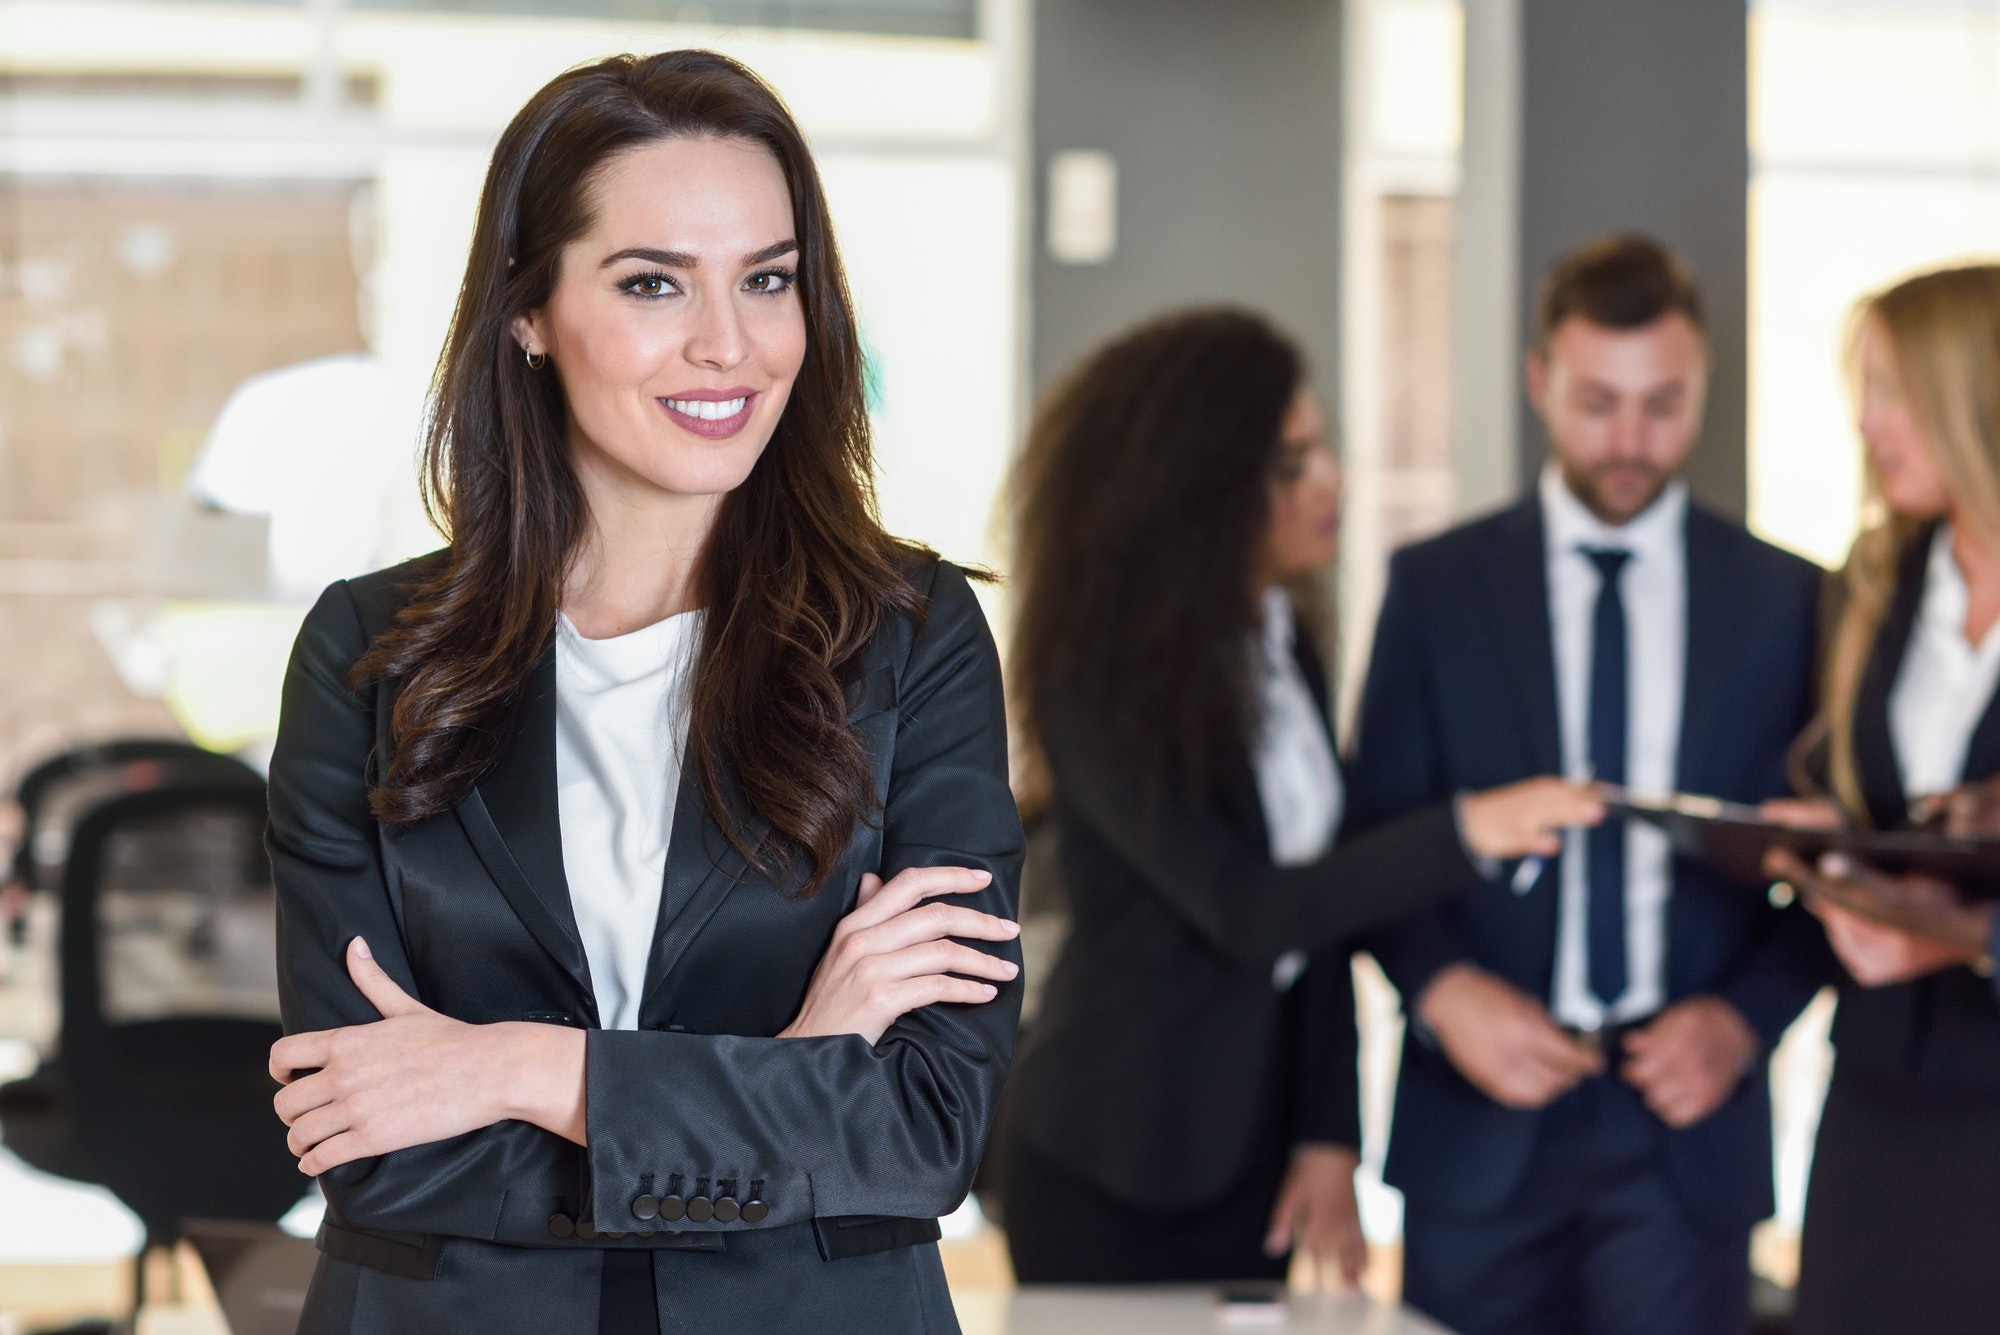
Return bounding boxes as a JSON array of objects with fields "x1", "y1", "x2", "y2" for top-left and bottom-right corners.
[
  {"x1": 1619, "y1": 996, "x2": 1756, "y2": 1128},
  {"x1": 1417, "y1": 964, "x2": 1603, "y2": 1109},
  {"x1": 1264, "y1": 1144, "x2": 1366, "y2": 1291}
]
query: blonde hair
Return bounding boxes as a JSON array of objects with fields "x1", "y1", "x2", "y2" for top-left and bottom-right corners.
[{"x1": 1825, "y1": 263, "x2": 2000, "y2": 817}]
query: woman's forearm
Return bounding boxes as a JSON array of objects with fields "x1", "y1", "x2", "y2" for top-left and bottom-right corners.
[{"x1": 495, "y1": 1021, "x2": 589, "y2": 1146}]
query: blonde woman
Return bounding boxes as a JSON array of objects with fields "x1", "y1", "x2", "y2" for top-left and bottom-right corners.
[{"x1": 1787, "y1": 263, "x2": 2000, "y2": 1335}]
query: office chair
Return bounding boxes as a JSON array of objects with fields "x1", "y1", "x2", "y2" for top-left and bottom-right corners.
[
  {"x1": 54, "y1": 782, "x2": 300, "y2": 1310},
  {"x1": 0, "y1": 742, "x2": 264, "y2": 1187}
]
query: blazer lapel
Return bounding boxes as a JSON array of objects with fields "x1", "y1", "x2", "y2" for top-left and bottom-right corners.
[
  {"x1": 1852, "y1": 527, "x2": 1935, "y2": 826},
  {"x1": 1677, "y1": 508, "x2": 1731, "y2": 792},
  {"x1": 455, "y1": 646, "x2": 594, "y2": 1008},
  {"x1": 636, "y1": 760, "x2": 766, "y2": 1023},
  {"x1": 1961, "y1": 685, "x2": 2000, "y2": 785},
  {"x1": 633, "y1": 658, "x2": 900, "y2": 1025},
  {"x1": 1479, "y1": 500, "x2": 1564, "y2": 775}
]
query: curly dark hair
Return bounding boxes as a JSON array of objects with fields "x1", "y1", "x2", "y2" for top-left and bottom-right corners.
[
  {"x1": 353, "y1": 50, "x2": 923, "y2": 895},
  {"x1": 1010, "y1": 307, "x2": 1314, "y2": 800}
]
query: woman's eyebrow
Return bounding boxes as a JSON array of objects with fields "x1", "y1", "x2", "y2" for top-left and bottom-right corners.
[{"x1": 598, "y1": 239, "x2": 799, "y2": 270}]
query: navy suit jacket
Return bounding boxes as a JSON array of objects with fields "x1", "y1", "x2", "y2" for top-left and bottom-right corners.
[{"x1": 1347, "y1": 495, "x2": 1825, "y2": 1238}]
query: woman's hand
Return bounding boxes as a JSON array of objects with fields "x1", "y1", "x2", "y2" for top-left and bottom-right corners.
[
  {"x1": 1457, "y1": 777, "x2": 1605, "y2": 861},
  {"x1": 1765, "y1": 847, "x2": 1996, "y2": 986},
  {"x1": 271, "y1": 938, "x2": 586, "y2": 1176},
  {"x1": 779, "y1": 866, "x2": 1019, "y2": 1045},
  {"x1": 1264, "y1": 1143, "x2": 1367, "y2": 1291}
]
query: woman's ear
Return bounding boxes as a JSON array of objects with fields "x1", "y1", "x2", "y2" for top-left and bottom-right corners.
[{"x1": 510, "y1": 312, "x2": 545, "y2": 359}]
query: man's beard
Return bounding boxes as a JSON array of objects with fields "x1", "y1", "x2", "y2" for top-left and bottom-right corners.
[{"x1": 1565, "y1": 461, "x2": 1670, "y2": 525}]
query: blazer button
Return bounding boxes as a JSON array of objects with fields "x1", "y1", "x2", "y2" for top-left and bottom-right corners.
[
  {"x1": 658, "y1": 1192, "x2": 686, "y2": 1223},
  {"x1": 547, "y1": 1213, "x2": 576, "y2": 1239},
  {"x1": 632, "y1": 1194, "x2": 660, "y2": 1222},
  {"x1": 685, "y1": 1196, "x2": 713, "y2": 1224},
  {"x1": 740, "y1": 1198, "x2": 769, "y2": 1224},
  {"x1": 603, "y1": 1230, "x2": 626, "y2": 1240},
  {"x1": 575, "y1": 1218, "x2": 599, "y2": 1240},
  {"x1": 712, "y1": 1197, "x2": 740, "y2": 1223}
]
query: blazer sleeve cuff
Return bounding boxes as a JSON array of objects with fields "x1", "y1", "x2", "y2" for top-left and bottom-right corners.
[{"x1": 1716, "y1": 969, "x2": 1815, "y2": 1052}]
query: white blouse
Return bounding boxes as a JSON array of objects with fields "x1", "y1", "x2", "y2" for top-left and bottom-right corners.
[
  {"x1": 1250, "y1": 589, "x2": 1343, "y2": 992},
  {"x1": 1250, "y1": 586, "x2": 1344, "y2": 867},
  {"x1": 553, "y1": 609, "x2": 703, "y2": 1031},
  {"x1": 1889, "y1": 525, "x2": 2000, "y2": 799}
]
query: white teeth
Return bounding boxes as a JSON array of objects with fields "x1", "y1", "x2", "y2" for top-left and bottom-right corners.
[{"x1": 664, "y1": 396, "x2": 747, "y2": 421}]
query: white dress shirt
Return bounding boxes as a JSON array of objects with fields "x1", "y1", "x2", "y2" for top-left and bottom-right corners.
[
  {"x1": 554, "y1": 609, "x2": 703, "y2": 1031},
  {"x1": 1250, "y1": 586, "x2": 1345, "y2": 990},
  {"x1": 1889, "y1": 525, "x2": 2000, "y2": 799},
  {"x1": 1540, "y1": 466, "x2": 1687, "y2": 1028}
]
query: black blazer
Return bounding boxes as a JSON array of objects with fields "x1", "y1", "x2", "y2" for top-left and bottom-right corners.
[
  {"x1": 1350, "y1": 496, "x2": 1826, "y2": 1238},
  {"x1": 1006, "y1": 633, "x2": 1483, "y2": 1211},
  {"x1": 270, "y1": 554, "x2": 1024, "y2": 1335},
  {"x1": 1828, "y1": 524, "x2": 2000, "y2": 1101}
]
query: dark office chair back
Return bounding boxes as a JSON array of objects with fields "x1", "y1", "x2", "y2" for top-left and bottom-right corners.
[
  {"x1": 0, "y1": 742, "x2": 266, "y2": 1188},
  {"x1": 57, "y1": 782, "x2": 301, "y2": 1247},
  {"x1": 13, "y1": 740, "x2": 262, "y2": 894}
]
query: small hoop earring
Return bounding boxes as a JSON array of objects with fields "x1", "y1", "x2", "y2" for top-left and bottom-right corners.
[{"x1": 524, "y1": 347, "x2": 547, "y2": 370}]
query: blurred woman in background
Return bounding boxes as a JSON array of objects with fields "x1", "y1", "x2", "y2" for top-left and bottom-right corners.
[
  {"x1": 1784, "y1": 263, "x2": 2000, "y2": 1335},
  {"x1": 997, "y1": 308, "x2": 1602, "y2": 1286}
]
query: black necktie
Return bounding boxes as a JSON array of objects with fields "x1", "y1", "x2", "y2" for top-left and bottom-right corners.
[{"x1": 1583, "y1": 546, "x2": 1632, "y2": 1007}]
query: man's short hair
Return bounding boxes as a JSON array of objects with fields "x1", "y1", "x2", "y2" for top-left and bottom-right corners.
[{"x1": 1533, "y1": 234, "x2": 1705, "y2": 352}]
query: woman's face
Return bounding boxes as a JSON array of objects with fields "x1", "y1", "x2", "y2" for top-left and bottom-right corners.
[
  {"x1": 1264, "y1": 388, "x2": 1342, "y2": 582},
  {"x1": 513, "y1": 135, "x2": 807, "y2": 508},
  {"x1": 1856, "y1": 315, "x2": 1951, "y2": 520}
]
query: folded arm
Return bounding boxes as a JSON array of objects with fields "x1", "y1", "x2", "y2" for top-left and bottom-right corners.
[{"x1": 271, "y1": 565, "x2": 1025, "y2": 1239}]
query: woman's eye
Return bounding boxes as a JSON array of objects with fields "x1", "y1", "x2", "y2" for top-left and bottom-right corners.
[
  {"x1": 620, "y1": 272, "x2": 676, "y2": 299},
  {"x1": 745, "y1": 268, "x2": 796, "y2": 295}
]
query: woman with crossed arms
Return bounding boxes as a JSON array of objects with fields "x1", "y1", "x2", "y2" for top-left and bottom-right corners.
[{"x1": 263, "y1": 52, "x2": 1021, "y2": 1334}]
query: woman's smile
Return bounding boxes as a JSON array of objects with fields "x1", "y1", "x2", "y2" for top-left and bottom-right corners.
[{"x1": 659, "y1": 387, "x2": 757, "y2": 438}]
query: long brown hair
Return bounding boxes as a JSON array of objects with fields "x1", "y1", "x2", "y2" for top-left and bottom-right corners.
[
  {"x1": 1009, "y1": 308, "x2": 1316, "y2": 801},
  {"x1": 1824, "y1": 262, "x2": 2000, "y2": 816},
  {"x1": 356, "y1": 50, "x2": 922, "y2": 894}
]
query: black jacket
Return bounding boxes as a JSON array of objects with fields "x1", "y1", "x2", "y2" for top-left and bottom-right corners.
[
  {"x1": 1829, "y1": 523, "x2": 2000, "y2": 1101},
  {"x1": 1006, "y1": 635, "x2": 1483, "y2": 1211},
  {"x1": 270, "y1": 554, "x2": 1023, "y2": 1334}
]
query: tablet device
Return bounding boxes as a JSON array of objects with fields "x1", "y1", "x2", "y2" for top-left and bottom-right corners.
[{"x1": 1609, "y1": 791, "x2": 2000, "y2": 898}]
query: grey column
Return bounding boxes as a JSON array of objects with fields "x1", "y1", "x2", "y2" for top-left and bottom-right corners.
[
  {"x1": 1457, "y1": 0, "x2": 1750, "y2": 519},
  {"x1": 1028, "y1": 0, "x2": 1344, "y2": 400}
]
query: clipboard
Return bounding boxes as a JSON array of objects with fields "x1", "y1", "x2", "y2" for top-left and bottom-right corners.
[{"x1": 1607, "y1": 790, "x2": 2000, "y2": 899}]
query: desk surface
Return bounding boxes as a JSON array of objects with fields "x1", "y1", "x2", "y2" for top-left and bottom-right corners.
[{"x1": 989, "y1": 1287, "x2": 1452, "y2": 1334}]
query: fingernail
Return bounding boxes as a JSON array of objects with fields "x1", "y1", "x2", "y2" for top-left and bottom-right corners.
[
  {"x1": 979, "y1": 984, "x2": 997, "y2": 997},
  {"x1": 1002, "y1": 961, "x2": 1020, "y2": 976},
  {"x1": 1002, "y1": 921, "x2": 1021, "y2": 936},
  {"x1": 353, "y1": 937, "x2": 372, "y2": 960},
  {"x1": 1822, "y1": 853, "x2": 1852, "y2": 877}
]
